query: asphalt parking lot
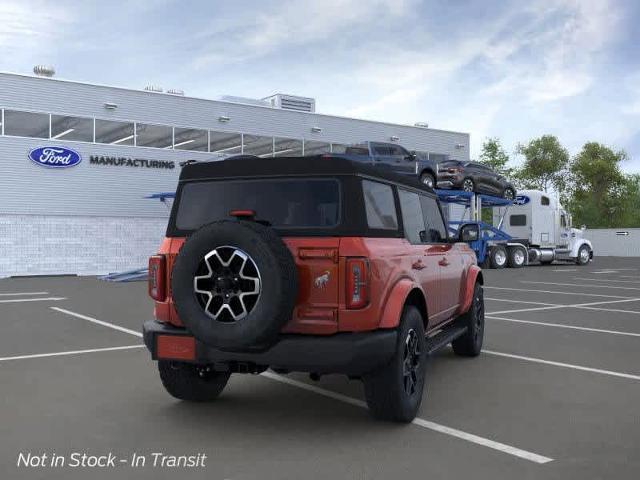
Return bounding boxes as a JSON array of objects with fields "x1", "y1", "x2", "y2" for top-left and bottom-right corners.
[{"x1": 1, "y1": 257, "x2": 639, "y2": 480}]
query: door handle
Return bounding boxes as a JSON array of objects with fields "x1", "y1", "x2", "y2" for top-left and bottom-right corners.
[
  {"x1": 439, "y1": 257, "x2": 450, "y2": 267},
  {"x1": 412, "y1": 260, "x2": 426, "y2": 270}
]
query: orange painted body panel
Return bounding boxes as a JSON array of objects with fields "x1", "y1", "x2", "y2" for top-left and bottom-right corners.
[
  {"x1": 156, "y1": 335, "x2": 195, "y2": 361},
  {"x1": 152, "y1": 235, "x2": 478, "y2": 335}
]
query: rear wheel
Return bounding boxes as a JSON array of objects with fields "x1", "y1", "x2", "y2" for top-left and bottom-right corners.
[
  {"x1": 420, "y1": 172, "x2": 435, "y2": 189},
  {"x1": 452, "y1": 283, "x2": 484, "y2": 357},
  {"x1": 503, "y1": 187, "x2": 515, "y2": 200},
  {"x1": 507, "y1": 246, "x2": 526, "y2": 268},
  {"x1": 489, "y1": 245, "x2": 507, "y2": 269},
  {"x1": 462, "y1": 178, "x2": 475, "y2": 192},
  {"x1": 158, "y1": 361, "x2": 230, "y2": 402},
  {"x1": 363, "y1": 306, "x2": 426, "y2": 423}
]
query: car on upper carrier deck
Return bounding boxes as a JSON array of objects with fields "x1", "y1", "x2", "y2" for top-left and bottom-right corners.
[{"x1": 143, "y1": 154, "x2": 485, "y2": 422}]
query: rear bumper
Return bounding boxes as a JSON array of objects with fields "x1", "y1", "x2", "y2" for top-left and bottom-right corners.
[{"x1": 143, "y1": 320, "x2": 397, "y2": 376}]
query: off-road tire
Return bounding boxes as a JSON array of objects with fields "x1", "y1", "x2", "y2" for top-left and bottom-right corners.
[
  {"x1": 158, "y1": 361, "x2": 230, "y2": 402},
  {"x1": 489, "y1": 245, "x2": 507, "y2": 269},
  {"x1": 576, "y1": 244, "x2": 591, "y2": 266},
  {"x1": 420, "y1": 172, "x2": 436, "y2": 189},
  {"x1": 452, "y1": 283, "x2": 484, "y2": 357},
  {"x1": 363, "y1": 306, "x2": 426, "y2": 423},
  {"x1": 171, "y1": 220, "x2": 298, "y2": 350},
  {"x1": 507, "y1": 246, "x2": 526, "y2": 268}
]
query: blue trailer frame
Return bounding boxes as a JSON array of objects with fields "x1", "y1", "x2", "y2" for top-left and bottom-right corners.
[{"x1": 435, "y1": 189, "x2": 514, "y2": 265}]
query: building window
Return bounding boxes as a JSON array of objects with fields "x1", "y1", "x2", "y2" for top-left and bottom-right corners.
[
  {"x1": 51, "y1": 115, "x2": 94, "y2": 142},
  {"x1": 95, "y1": 119, "x2": 135, "y2": 145},
  {"x1": 273, "y1": 137, "x2": 303, "y2": 156},
  {"x1": 243, "y1": 134, "x2": 274, "y2": 157},
  {"x1": 3, "y1": 110, "x2": 49, "y2": 138},
  {"x1": 173, "y1": 127, "x2": 208, "y2": 151},
  {"x1": 304, "y1": 140, "x2": 331, "y2": 156},
  {"x1": 331, "y1": 143, "x2": 348, "y2": 153},
  {"x1": 209, "y1": 131, "x2": 242, "y2": 156},
  {"x1": 136, "y1": 123, "x2": 173, "y2": 149}
]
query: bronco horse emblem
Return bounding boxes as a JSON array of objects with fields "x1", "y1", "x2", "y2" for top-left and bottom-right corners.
[{"x1": 314, "y1": 271, "x2": 331, "y2": 289}]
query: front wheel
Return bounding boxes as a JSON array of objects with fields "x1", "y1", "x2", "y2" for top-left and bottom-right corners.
[
  {"x1": 420, "y1": 172, "x2": 435, "y2": 189},
  {"x1": 503, "y1": 187, "x2": 515, "y2": 200},
  {"x1": 158, "y1": 361, "x2": 230, "y2": 402},
  {"x1": 452, "y1": 282, "x2": 484, "y2": 357},
  {"x1": 363, "y1": 306, "x2": 426, "y2": 423},
  {"x1": 576, "y1": 244, "x2": 591, "y2": 265}
]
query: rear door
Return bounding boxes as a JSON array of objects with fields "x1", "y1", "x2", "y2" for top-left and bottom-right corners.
[
  {"x1": 420, "y1": 194, "x2": 463, "y2": 319},
  {"x1": 397, "y1": 189, "x2": 445, "y2": 326}
]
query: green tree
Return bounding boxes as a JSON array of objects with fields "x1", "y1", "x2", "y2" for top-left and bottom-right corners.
[
  {"x1": 478, "y1": 137, "x2": 512, "y2": 176},
  {"x1": 567, "y1": 142, "x2": 640, "y2": 228},
  {"x1": 515, "y1": 135, "x2": 569, "y2": 194}
]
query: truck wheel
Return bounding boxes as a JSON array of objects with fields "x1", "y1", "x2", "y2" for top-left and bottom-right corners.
[
  {"x1": 507, "y1": 246, "x2": 526, "y2": 268},
  {"x1": 489, "y1": 245, "x2": 507, "y2": 269},
  {"x1": 363, "y1": 306, "x2": 426, "y2": 423},
  {"x1": 503, "y1": 187, "x2": 515, "y2": 200},
  {"x1": 576, "y1": 245, "x2": 591, "y2": 265},
  {"x1": 158, "y1": 361, "x2": 230, "y2": 402},
  {"x1": 452, "y1": 282, "x2": 484, "y2": 357},
  {"x1": 420, "y1": 172, "x2": 435, "y2": 189}
]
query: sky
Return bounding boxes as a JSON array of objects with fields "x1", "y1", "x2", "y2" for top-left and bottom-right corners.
[{"x1": 1, "y1": 0, "x2": 639, "y2": 171}]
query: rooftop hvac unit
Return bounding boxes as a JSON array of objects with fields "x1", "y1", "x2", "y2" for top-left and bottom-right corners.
[
  {"x1": 144, "y1": 85, "x2": 163, "y2": 93},
  {"x1": 33, "y1": 65, "x2": 55, "y2": 77},
  {"x1": 263, "y1": 94, "x2": 316, "y2": 113}
]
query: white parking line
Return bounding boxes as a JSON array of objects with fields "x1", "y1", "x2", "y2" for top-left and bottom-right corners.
[
  {"x1": 0, "y1": 291, "x2": 49, "y2": 296},
  {"x1": 0, "y1": 345, "x2": 144, "y2": 362},
  {"x1": 486, "y1": 315, "x2": 640, "y2": 338},
  {"x1": 486, "y1": 298, "x2": 558, "y2": 306},
  {"x1": 485, "y1": 286, "x2": 632, "y2": 299},
  {"x1": 522, "y1": 281, "x2": 640, "y2": 291},
  {"x1": 573, "y1": 277, "x2": 640, "y2": 284},
  {"x1": 51, "y1": 307, "x2": 143, "y2": 338},
  {"x1": 577, "y1": 306, "x2": 640, "y2": 315},
  {"x1": 0, "y1": 297, "x2": 66, "y2": 304},
  {"x1": 47, "y1": 308, "x2": 553, "y2": 464},
  {"x1": 262, "y1": 371, "x2": 553, "y2": 464},
  {"x1": 552, "y1": 269, "x2": 576, "y2": 272},
  {"x1": 482, "y1": 350, "x2": 640, "y2": 381},
  {"x1": 487, "y1": 297, "x2": 640, "y2": 315}
]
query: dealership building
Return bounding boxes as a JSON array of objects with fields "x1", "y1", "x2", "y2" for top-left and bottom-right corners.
[{"x1": 0, "y1": 70, "x2": 470, "y2": 277}]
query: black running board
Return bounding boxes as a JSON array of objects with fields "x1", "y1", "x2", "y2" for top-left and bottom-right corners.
[{"x1": 425, "y1": 324, "x2": 468, "y2": 355}]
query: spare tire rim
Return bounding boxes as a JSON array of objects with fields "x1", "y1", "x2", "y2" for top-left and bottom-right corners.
[{"x1": 193, "y1": 246, "x2": 261, "y2": 322}]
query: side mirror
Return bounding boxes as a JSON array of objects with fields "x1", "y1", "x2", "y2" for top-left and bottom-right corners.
[
  {"x1": 405, "y1": 152, "x2": 417, "y2": 161},
  {"x1": 581, "y1": 224, "x2": 586, "y2": 231},
  {"x1": 458, "y1": 223, "x2": 479, "y2": 242}
]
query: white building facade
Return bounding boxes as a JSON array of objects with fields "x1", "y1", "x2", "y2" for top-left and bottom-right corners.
[{"x1": 0, "y1": 72, "x2": 470, "y2": 276}]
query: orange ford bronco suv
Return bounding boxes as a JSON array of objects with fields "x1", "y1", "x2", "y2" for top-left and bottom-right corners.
[{"x1": 144, "y1": 155, "x2": 484, "y2": 422}]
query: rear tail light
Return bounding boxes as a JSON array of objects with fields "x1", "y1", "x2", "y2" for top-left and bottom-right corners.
[
  {"x1": 346, "y1": 258, "x2": 369, "y2": 309},
  {"x1": 148, "y1": 255, "x2": 166, "y2": 301}
]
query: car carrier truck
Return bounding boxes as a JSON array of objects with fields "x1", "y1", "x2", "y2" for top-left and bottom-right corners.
[{"x1": 493, "y1": 189, "x2": 593, "y2": 266}]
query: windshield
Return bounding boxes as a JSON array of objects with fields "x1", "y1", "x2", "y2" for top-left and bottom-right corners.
[{"x1": 174, "y1": 178, "x2": 341, "y2": 231}]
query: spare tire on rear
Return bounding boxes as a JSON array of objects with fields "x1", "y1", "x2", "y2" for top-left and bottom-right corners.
[{"x1": 171, "y1": 220, "x2": 298, "y2": 350}]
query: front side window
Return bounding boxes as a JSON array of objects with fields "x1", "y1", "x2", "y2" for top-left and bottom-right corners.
[
  {"x1": 398, "y1": 189, "x2": 426, "y2": 244},
  {"x1": 175, "y1": 179, "x2": 340, "y2": 231},
  {"x1": 4, "y1": 110, "x2": 49, "y2": 138},
  {"x1": 419, "y1": 195, "x2": 447, "y2": 242},
  {"x1": 362, "y1": 180, "x2": 398, "y2": 230},
  {"x1": 510, "y1": 214, "x2": 527, "y2": 226}
]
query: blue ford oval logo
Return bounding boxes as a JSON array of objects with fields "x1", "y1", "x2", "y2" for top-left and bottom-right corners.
[
  {"x1": 514, "y1": 195, "x2": 530, "y2": 205},
  {"x1": 29, "y1": 146, "x2": 82, "y2": 168}
]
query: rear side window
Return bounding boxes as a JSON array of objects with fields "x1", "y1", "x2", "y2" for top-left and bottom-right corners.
[
  {"x1": 362, "y1": 180, "x2": 398, "y2": 230},
  {"x1": 419, "y1": 195, "x2": 447, "y2": 242},
  {"x1": 175, "y1": 178, "x2": 340, "y2": 230},
  {"x1": 510, "y1": 214, "x2": 527, "y2": 226},
  {"x1": 398, "y1": 190, "x2": 426, "y2": 244}
]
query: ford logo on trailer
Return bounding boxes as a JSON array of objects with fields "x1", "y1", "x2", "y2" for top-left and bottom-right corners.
[
  {"x1": 514, "y1": 195, "x2": 530, "y2": 205},
  {"x1": 28, "y1": 146, "x2": 82, "y2": 168}
]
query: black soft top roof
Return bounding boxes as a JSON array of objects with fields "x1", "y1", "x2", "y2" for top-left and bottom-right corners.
[{"x1": 179, "y1": 155, "x2": 434, "y2": 193}]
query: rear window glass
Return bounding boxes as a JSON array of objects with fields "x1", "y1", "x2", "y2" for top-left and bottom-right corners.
[
  {"x1": 175, "y1": 178, "x2": 340, "y2": 230},
  {"x1": 362, "y1": 180, "x2": 398, "y2": 230}
]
